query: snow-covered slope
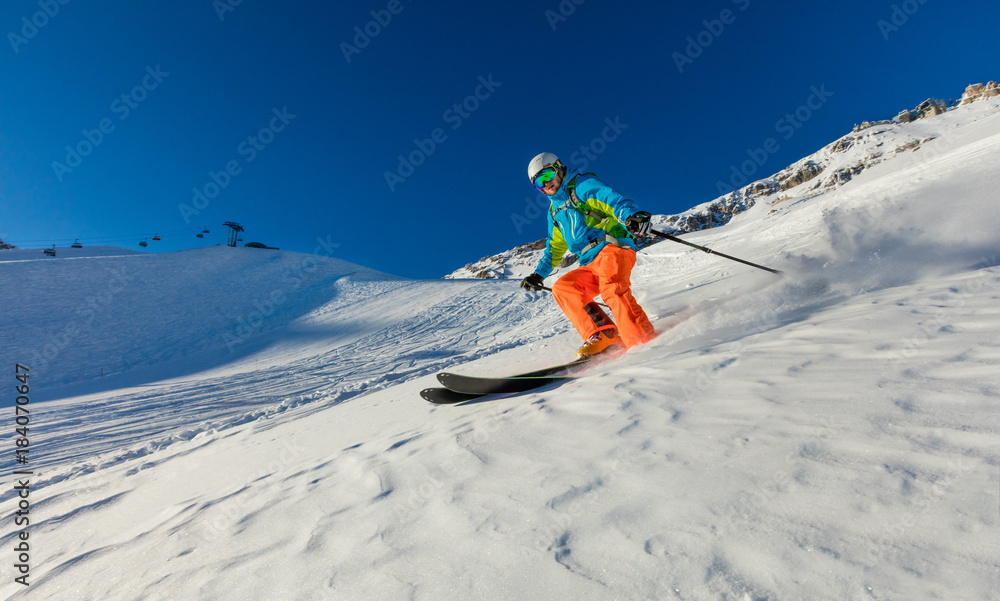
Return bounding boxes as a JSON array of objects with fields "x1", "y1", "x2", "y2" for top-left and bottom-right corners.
[
  {"x1": 1, "y1": 98, "x2": 999, "y2": 601},
  {"x1": 1, "y1": 246, "x2": 390, "y2": 395}
]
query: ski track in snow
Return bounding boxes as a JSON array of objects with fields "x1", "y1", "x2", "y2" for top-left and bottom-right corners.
[
  {"x1": 2, "y1": 99, "x2": 1000, "y2": 601},
  {"x1": 1, "y1": 274, "x2": 572, "y2": 493}
]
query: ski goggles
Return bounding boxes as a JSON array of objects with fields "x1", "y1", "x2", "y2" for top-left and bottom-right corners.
[{"x1": 531, "y1": 161, "x2": 563, "y2": 190}]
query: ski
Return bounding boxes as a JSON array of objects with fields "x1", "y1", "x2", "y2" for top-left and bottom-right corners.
[
  {"x1": 421, "y1": 354, "x2": 610, "y2": 404},
  {"x1": 436, "y1": 371, "x2": 573, "y2": 396},
  {"x1": 420, "y1": 387, "x2": 485, "y2": 404}
]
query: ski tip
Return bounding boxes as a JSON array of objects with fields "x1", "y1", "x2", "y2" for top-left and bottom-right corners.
[{"x1": 420, "y1": 387, "x2": 482, "y2": 405}]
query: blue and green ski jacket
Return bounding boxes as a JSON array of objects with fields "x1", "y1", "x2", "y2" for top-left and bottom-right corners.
[{"x1": 533, "y1": 172, "x2": 642, "y2": 278}]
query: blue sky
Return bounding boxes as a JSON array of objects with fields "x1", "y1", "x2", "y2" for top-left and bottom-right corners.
[{"x1": 1, "y1": 0, "x2": 997, "y2": 278}]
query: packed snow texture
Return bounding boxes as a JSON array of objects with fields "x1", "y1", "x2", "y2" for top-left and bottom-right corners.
[{"x1": 1, "y1": 99, "x2": 999, "y2": 601}]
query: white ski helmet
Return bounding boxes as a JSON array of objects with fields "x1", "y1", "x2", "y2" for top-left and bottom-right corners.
[{"x1": 527, "y1": 152, "x2": 561, "y2": 181}]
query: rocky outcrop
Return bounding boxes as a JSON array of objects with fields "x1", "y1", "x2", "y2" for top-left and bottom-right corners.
[
  {"x1": 778, "y1": 161, "x2": 824, "y2": 191},
  {"x1": 895, "y1": 98, "x2": 949, "y2": 123},
  {"x1": 960, "y1": 81, "x2": 999, "y2": 105},
  {"x1": 0, "y1": 238, "x2": 16, "y2": 250},
  {"x1": 852, "y1": 120, "x2": 892, "y2": 133},
  {"x1": 823, "y1": 163, "x2": 865, "y2": 189},
  {"x1": 830, "y1": 137, "x2": 853, "y2": 153},
  {"x1": 917, "y1": 98, "x2": 948, "y2": 118},
  {"x1": 891, "y1": 82, "x2": 998, "y2": 124}
]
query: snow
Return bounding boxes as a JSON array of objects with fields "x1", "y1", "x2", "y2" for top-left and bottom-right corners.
[{"x1": 2, "y1": 99, "x2": 1000, "y2": 600}]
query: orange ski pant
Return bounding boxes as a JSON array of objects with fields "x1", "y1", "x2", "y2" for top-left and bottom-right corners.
[{"x1": 551, "y1": 245, "x2": 657, "y2": 349}]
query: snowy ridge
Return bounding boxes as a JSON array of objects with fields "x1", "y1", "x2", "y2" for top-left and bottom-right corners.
[
  {"x1": 1, "y1": 98, "x2": 999, "y2": 600},
  {"x1": 446, "y1": 93, "x2": 1000, "y2": 281}
]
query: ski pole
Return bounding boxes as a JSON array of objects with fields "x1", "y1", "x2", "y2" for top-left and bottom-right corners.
[
  {"x1": 541, "y1": 286, "x2": 612, "y2": 311},
  {"x1": 648, "y1": 229, "x2": 783, "y2": 275}
]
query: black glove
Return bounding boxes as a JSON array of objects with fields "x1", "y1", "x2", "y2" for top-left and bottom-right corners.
[
  {"x1": 625, "y1": 211, "x2": 652, "y2": 237},
  {"x1": 521, "y1": 273, "x2": 545, "y2": 291}
]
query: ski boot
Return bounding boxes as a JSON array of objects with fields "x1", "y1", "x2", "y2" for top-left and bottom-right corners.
[{"x1": 577, "y1": 328, "x2": 625, "y2": 359}]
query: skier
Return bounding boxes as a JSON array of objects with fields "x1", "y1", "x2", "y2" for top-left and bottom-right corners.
[{"x1": 521, "y1": 152, "x2": 657, "y2": 358}]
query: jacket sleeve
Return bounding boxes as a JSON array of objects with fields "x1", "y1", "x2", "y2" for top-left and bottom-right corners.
[
  {"x1": 534, "y1": 215, "x2": 568, "y2": 279},
  {"x1": 578, "y1": 177, "x2": 641, "y2": 224}
]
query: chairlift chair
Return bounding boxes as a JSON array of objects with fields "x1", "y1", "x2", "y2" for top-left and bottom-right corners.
[
  {"x1": 71, "y1": 239, "x2": 83, "y2": 248},
  {"x1": 152, "y1": 233, "x2": 161, "y2": 241},
  {"x1": 139, "y1": 239, "x2": 148, "y2": 248}
]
